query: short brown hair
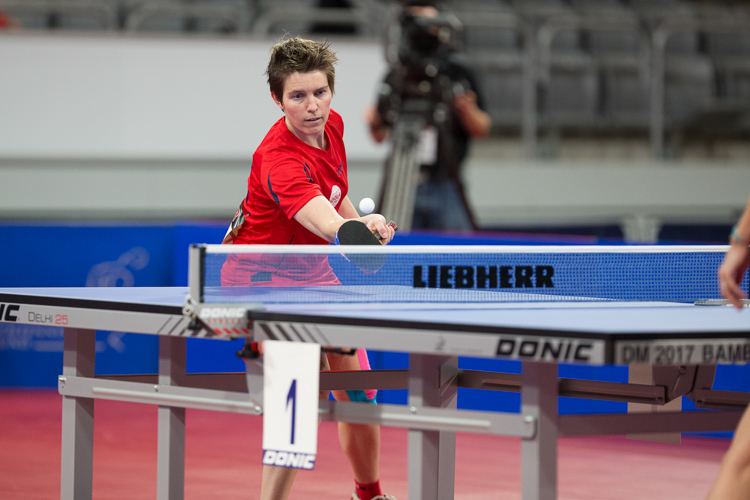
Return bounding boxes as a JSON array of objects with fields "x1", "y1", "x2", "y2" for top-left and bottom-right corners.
[{"x1": 266, "y1": 37, "x2": 338, "y2": 103}]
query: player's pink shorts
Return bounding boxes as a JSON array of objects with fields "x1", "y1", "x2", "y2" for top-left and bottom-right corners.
[
  {"x1": 221, "y1": 253, "x2": 377, "y2": 403},
  {"x1": 220, "y1": 253, "x2": 340, "y2": 287}
]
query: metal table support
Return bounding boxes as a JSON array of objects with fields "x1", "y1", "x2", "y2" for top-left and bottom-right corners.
[{"x1": 60, "y1": 328, "x2": 96, "y2": 500}]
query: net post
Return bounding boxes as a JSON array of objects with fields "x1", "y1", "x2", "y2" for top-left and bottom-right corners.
[{"x1": 188, "y1": 244, "x2": 206, "y2": 304}]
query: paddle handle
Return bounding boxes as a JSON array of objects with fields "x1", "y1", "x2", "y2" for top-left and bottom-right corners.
[{"x1": 373, "y1": 220, "x2": 398, "y2": 243}]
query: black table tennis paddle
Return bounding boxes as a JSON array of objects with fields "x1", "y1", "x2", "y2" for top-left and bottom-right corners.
[{"x1": 335, "y1": 220, "x2": 397, "y2": 272}]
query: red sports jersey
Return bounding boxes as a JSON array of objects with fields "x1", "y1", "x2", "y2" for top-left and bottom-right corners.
[{"x1": 221, "y1": 109, "x2": 348, "y2": 286}]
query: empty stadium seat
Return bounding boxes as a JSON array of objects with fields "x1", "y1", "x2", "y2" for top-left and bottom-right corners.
[
  {"x1": 572, "y1": 0, "x2": 650, "y2": 130},
  {"x1": 703, "y1": 6, "x2": 750, "y2": 104},
  {"x1": 123, "y1": 0, "x2": 250, "y2": 33},
  {"x1": 521, "y1": 0, "x2": 600, "y2": 129},
  {"x1": 450, "y1": 1, "x2": 528, "y2": 128},
  {"x1": 250, "y1": 0, "x2": 383, "y2": 37},
  {"x1": 0, "y1": 0, "x2": 117, "y2": 31}
]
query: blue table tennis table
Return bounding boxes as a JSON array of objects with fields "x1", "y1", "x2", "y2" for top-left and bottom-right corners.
[{"x1": 2, "y1": 244, "x2": 750, "y2": 500}]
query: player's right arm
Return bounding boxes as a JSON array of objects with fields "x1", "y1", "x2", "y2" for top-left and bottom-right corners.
[{"x1": 293, "y1": 196, "x2": 394, "y2": 244}]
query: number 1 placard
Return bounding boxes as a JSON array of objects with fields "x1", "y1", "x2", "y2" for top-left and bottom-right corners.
[{"x1": 262, "y1": 340, "x2": 321, "y2": 470}]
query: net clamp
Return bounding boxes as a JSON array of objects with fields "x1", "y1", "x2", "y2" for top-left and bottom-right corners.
[{"x1": 182, "y1": 298, "x2": 257, "y2": 338}]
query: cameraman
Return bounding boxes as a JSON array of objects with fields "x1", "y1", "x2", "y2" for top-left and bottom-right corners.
[{"x1": 365, "y1": 1, "x2": 491, "y2": 231}]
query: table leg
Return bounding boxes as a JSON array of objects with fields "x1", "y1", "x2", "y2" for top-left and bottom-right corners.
[
  {"x1": 157, "y1": 336, "x2": 186, "y2": 500},
  {"x1": 627, "y1": 364, "x2": 682, "y2": 444},
  {"x1": 407, "y1": 354, "x2": 458, "y2": 500},
  {"x1": 521, "y1": 361, "x2": 558, "y2": 500},
  {"x1": 60, "y1": 328, "x2": 96, "y2": 500}
]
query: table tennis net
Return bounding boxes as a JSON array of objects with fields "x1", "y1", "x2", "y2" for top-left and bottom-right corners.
[{"x1": 194, "y1": 245, "x2": 735, "y2": 304}]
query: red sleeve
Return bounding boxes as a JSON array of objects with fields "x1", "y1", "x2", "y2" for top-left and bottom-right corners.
[{"x1": 262, "y1": 153, "x2": 322, "y2": 220}]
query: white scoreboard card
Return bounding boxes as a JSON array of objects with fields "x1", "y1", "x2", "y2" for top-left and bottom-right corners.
[{"x1": 262, "y1": 340, "x2": 321, "y2": 470}]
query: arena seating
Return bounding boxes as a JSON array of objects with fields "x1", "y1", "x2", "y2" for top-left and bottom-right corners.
[{"x1": 1, "y1": 0, "x2": 749, "y2": 157}]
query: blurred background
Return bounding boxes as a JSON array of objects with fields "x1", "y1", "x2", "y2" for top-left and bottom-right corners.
[{"x1": 1, "y1": 0, "x2": 749, "y2": 414}]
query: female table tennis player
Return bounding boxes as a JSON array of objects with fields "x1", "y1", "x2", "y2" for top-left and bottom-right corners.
[{"x1": 220, "y1": 37, "x2": 396, "y2": 500}]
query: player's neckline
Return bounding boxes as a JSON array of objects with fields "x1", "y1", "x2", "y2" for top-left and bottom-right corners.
[{"x1": 284, "y1": 119, "x2": 330, "y2": 151}]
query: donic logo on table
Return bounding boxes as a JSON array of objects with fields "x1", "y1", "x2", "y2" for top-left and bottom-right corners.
[
  {"x1": 198, "y1": 307, "x2": 246, "y2": 320},
  {"x1": 413, "y1": 265, "x2": 555, "y2": 289},
  {"x1": 496, "y1": 337, "x2": 593, "y2": 362},
  {"x1": 0, "y1": 304, "x2": 20, "y2": 322}
]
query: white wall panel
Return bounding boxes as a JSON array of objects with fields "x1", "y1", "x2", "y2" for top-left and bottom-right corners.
[{"x1": 0, "y1": 33, "x2": 389, "y2": 161}]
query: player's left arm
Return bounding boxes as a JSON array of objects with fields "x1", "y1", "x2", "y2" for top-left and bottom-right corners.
[{"x1": 294, "y1": 196, "x2": 394, "y2": 244}]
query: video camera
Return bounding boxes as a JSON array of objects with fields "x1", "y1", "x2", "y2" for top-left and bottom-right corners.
[{"x1": 376, "y1": 1, "x2": 464, "y2": 126}]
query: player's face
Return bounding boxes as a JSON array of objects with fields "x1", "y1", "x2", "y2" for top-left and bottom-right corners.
[{"x1": 274, "y1": 70, "x2": 332, "y2": 149}]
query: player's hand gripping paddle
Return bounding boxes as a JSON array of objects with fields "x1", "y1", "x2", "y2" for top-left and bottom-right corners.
[{"x1": 335, "y1": 220, "x2": 397, "y2": 272}]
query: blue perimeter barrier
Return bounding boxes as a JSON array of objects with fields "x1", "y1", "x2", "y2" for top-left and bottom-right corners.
[{"x1": 1, "y1": 221, "x2": 747, "y2": 429}]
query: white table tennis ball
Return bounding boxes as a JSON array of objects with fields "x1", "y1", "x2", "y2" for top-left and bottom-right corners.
[{"x1": 359, "y1": 197, "x2": 375, "y2": 214}]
